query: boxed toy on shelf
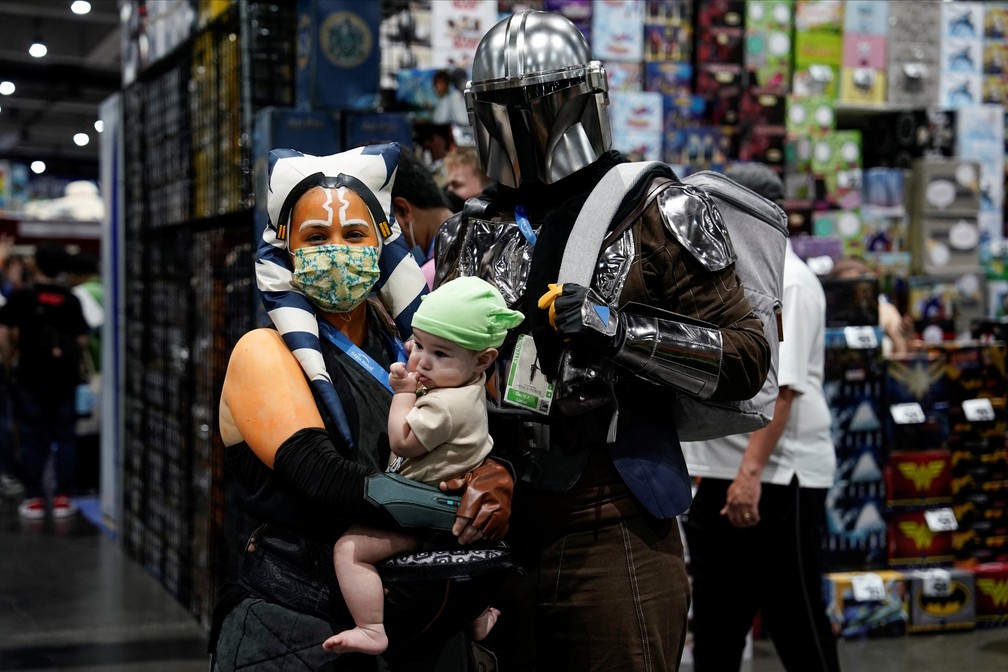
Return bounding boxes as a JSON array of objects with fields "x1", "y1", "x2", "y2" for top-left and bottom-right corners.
[{"x1": 824, "y1": 570, "x2": 910, "y2": 639}]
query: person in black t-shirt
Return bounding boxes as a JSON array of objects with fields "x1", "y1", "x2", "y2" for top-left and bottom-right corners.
[{"x1": 0, "y1": 243, "x2": 89, "y2": 519}]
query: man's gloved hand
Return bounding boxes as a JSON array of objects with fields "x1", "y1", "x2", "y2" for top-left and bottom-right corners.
[
  {"x1": 439, "y1": 458, "x2": 514, "y2": 544},
  {"x1": 538, "y1": 282, "x2": 623, "y2": 354}
]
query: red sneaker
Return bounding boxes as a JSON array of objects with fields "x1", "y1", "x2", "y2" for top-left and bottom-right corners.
[
  {"x1": 17, "y1": 497, "x2": 46, "y2": 520},
  {"x1": 52, "y1": 495, "x2": 78, "y2": 519}
]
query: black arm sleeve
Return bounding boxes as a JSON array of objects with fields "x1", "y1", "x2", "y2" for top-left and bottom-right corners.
[{"x1": 272, "y1": 427, "x2": 375, "y2": 520}]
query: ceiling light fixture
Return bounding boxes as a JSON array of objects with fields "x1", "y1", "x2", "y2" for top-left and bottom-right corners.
[
  {"x1": 0, "y1": 81, "x2": 14, "y2": 96},
  {"x1": 71, "y1": 1, "x2": 92, "y2": 15},
  {"x1": 29, "y1": 18, "x2": 46, "y2": 58},
  {"x1": 73, "y1": 132, "x2": 90, "y2": 147},
  {"x1": 31, "y1": 161, "x2": 46, "y2": 174},
  {"x1": 29, "y1": 38, "x2": 47, "y2": 58},
  {"x1": 94, "y1": 119, "x2": 104, "y2": 133}
]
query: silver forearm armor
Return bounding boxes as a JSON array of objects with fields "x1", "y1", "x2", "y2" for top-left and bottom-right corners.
[{"x1": 611, "y1": 305, "x2": 723, "y2": 400}]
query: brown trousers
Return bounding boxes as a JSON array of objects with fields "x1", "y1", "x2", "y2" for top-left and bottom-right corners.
[{"x1": 484, "y1": 456, "x2": 691, "y2": 672}]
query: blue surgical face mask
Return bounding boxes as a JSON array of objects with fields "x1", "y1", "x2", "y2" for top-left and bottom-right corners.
[{"x1": 290, "y1": 243, "x2": 380, "y2": 313}]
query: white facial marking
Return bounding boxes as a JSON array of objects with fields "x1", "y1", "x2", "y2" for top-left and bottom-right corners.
[{"x1": 335, "y1": 187, "x2": 371, "y2": 229}]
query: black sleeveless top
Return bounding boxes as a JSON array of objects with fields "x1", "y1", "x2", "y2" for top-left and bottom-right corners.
[{"x1": 225, "y1": 310, "x2": 397, "y2": 544}]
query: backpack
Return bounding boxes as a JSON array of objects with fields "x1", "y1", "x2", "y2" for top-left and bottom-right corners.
[{"x1": 559, "y1": 162, "x2": 787, "y2": 442}]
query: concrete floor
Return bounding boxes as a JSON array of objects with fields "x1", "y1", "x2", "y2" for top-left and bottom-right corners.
[
  {"x1": 1, "y1": 495, "x2": 1006, "y2": 672},
  {"x1": 0, "y1": 498, "x2": 207, "y2": 671}
]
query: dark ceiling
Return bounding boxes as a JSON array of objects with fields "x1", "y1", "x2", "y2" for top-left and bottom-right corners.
[{"x1": 0, "y1": 1, "x2": 121, "y2": 181}]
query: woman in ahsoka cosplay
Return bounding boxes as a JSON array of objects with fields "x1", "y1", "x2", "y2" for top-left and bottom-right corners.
[{"x1": 212, "y1": 143, "x2": 515, "y2": 671}]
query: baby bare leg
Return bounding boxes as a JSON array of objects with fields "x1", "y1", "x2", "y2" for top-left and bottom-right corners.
[{"x1": 323, "y1": 526, "x2": 418, "y2": 655}]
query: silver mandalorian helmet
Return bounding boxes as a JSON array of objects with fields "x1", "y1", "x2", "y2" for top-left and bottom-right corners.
[{"x1": 465, "y1": 10, "x2": 612, "y2": 189}]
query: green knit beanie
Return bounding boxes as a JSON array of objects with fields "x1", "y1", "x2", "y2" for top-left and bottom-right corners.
[{"x1": 412, "y1": 277, "x2": 524, "y2": 350}]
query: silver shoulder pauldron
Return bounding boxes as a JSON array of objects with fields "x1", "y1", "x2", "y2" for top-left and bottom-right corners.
[{"x1": 656, "y1": 183, "x2": 736, "y2": 272}]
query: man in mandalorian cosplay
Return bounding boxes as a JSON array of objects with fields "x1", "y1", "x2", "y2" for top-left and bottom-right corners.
[{"x1": 434, "y1": 10, "x2": 771, "y2": 671}]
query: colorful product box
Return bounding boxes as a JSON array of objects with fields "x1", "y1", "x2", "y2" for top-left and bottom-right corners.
[
  {"x1": 644, "y1": 62, "x2": 693, "y2": 97},
  {"x1": 985, "y1": 4, "x2": 1008, "y2": 39},
  {"x1": 840, "y1": 68, "x2": 887, "y2": 105},
  {"x1": 887, "y1": 450, "x2": 953, "y2": 506},
  {"x1": 786, "y1": 94, "x2": 835, "y2": 135},
  {"x1": 295, "y1": 0, "x2": 381, "y2": 111},
  {"x1": 905, "y1": 567, "x2": 977, "y2": 632},
  {"x1": 943, "y1": 37, "x2": 984, "y2": 76},
  {"x1": 737, "y1": 128, "x2": 786, "y2": 167},
  {"x1": 842, "y1": 0, "x2": 889, "y2": 36},
  {"x1": 609, "y1": 91, "x2": 664, "y2": 134},
  {"x1": 940, "y1": 73, "x2": 983, "y2": 108},
  {"x1": 843, "y1": 33, "x2": 887, "y2": 70},
  {"x1": 592, "y1": 0, "x2": 645, "y2": 61},
  {"x1": 939, "y1": 344, "x2": 1008, "y2": 407},
  {"x1": 973, "y1": 562, "x2": 1008, "y2": 625},
  {"x1": 887, "y1": 1, "x2": 942, "y2": 106},
  {"x1": 982, "y1": 75, "x2": 1008, "y2": 105},
  {"x1": 744, "y1": 0, "x2": 794, "y2": 91},
  {"x1": 746, "y1": 0, "x2": 794, "y2": 32},
  {"x1": 810, "y1": 130, "x2": 863, "y2": 209},
  {"x1": 835, "y1": 448, "x2": 885, "y2": 486},
  {"x1": 545, "y1": 0, "x2": 592, "y2": 44},
  {"x1": 888, "y1": 509, "x2": 956, "y2": 567},
  {"x1": 605, "y1": 61, "x2": 644, "y2": 92},
  {"x1": 696, "y1": 26, "x2": 744, "y2": 64},
  {"x1": 643, "y1": 21, "x2": 693, "y2": 62},
  {"x1": 824, "y1": 481, "x2": 889, "y2": 571},
  {"x1": 795, "y1": 0, "x2": 843, "y2": 32},
  {"x1": 662, "y1": 94, "x2": 706, "y2": 131},
  {"x1": 824, "y1": 570, "x2": 909, "y2": 638},
  {"x1": 695, "y1": 0, "x2": 744, "y2": 29},
  {"x1": 910, "y1": 156, "x2": 983, "y2": 216},
  {"x1": 813, "y1": 210, "x2": 866, "y2": 258},
  {"x1": 663, "y1": 127, "x2": 733, "y2": 172},
  {"x1": 941, "y1": 1, "x2": 984, "y2": 40},
  {"x1": 793, "y1": 30, "x2": 842, "y2": 98}
]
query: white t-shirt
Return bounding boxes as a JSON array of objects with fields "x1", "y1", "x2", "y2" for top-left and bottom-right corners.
[{"x1": 683, "y1": 241, "x2": 837, "y2": 488}]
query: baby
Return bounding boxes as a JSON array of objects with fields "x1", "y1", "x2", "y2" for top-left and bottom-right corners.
[{"x1": 323, "y1": 276, "x2": 524, "y2": 655}]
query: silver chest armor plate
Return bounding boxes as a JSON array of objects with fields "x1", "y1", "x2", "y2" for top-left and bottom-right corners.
[{"x1": 456, "y1": 214, "x2": 635, "y2": 309}]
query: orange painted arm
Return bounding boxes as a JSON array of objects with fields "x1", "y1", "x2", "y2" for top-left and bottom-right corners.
[{"x1": 219, "y1": 328, "x2": 325, "y2": 469}]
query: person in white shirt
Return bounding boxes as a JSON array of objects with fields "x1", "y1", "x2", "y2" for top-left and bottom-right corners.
[
  {"x1": 431, "y1": 69, "x2": 469, "y2": 126},
  {"x1": 682, "y1": 163, "x2": 841, "y2": 672}
]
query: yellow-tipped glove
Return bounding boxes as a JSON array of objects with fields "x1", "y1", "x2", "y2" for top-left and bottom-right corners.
[
  {"x1": 537, "y1": 283, "x2": 565, "y2": 329},
  {"x1": 537, "y1": 282, "x2": 623, "y2": 353}
]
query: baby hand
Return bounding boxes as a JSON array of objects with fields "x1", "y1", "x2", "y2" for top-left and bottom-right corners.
[{"x1": 389, "y1": 362, "x2": 418, "y2": 394}]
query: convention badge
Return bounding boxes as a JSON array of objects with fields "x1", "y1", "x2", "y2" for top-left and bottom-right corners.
[
  {"x1": 962, "y1": 398, "x2": 995, "y2": 423},
  {"x1": 851, "y1": 572, "x2": 887, "y2": 602},
  {"x1": 890, "y1": 402, "x2": 926, "y2": 425},
  {"x1": 503, "y1": 334, "x2": 554, "y2": 415},
  {"x1": 924, "y1": 507, "x2": 958, "y2": 533},
  {"x1": 843, "y1": 325, "x2": 878, "y2": 350},
  {"x1": 920, "y1": 568, "x2": 953, "y2": 598}
]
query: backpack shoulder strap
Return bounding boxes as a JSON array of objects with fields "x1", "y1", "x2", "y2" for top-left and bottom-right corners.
[{"x1": 558, "y1": 161, "x2": 664, "y2": 286}]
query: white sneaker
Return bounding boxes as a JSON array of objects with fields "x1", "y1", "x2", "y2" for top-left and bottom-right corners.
[
  {"x1": 18, "y1": 497, "x2": 46, "y2": 519},
  {"x1": 52, "y1": 494, "x2": 78, "y2": 519}
]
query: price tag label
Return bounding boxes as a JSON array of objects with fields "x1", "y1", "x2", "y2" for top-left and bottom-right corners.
[
  {"x1": 890, "y1": 402, "x2": 926, "y2": 425},
  {"x1": 851, "y1": 573, "x2": 887, "y2": 602},
  {"x1": 962, "y1": 398, "x2": 996, "y2": 423},
  {"x1": 844, "y1": 326, "x2": 879, "y2": 350},
  {"x1": 924, "y1": 507, "x2": 958, "y2": 532},
  {"x1": 920, "y1": 569, "x2": 952, "y2": 597}
]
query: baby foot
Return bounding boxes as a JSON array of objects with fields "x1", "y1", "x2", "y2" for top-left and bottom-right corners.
[
  {"x1": 469, "y1": 606, "x2": 500, "y2": 642},
  {"x1": 322, "y1": 625, "x2": 388, "y2": 655}
]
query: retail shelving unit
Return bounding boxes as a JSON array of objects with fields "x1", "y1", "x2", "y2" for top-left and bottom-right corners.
[{"x1": 118, "y1": 1, "x2": 295, "y2": 626}]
